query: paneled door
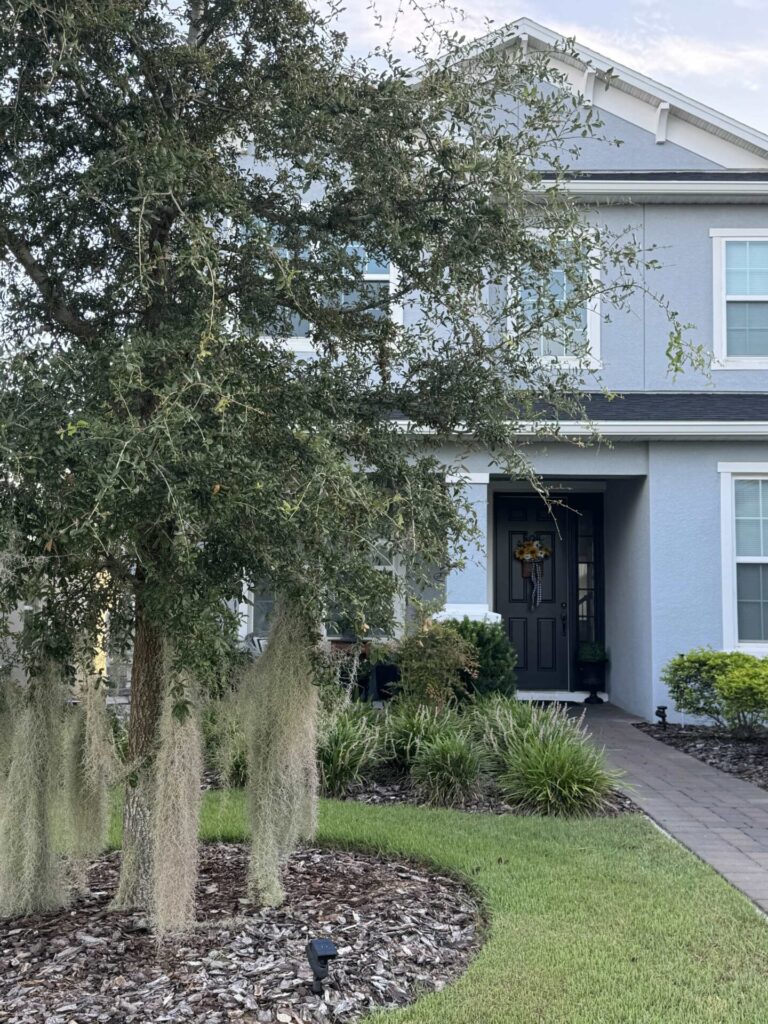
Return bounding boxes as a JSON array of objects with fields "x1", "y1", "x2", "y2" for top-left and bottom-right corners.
[{"x1": 494, "y1": 496, "x2": 573, "y2": 690}]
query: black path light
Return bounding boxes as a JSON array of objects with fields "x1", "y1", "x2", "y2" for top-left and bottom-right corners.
[
  {"x1": 655, "y1": 705, "x2": 668, "y2": 730},
  {"x1": 306, "y1": 938, "x2": 338, "y2": 995}
]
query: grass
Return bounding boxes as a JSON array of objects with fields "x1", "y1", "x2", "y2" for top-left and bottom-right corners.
[{"x1": 109, "y1": 793, "x2": 768, "y2": 1023}]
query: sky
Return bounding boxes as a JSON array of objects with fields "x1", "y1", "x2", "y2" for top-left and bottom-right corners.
[{"x1": 335, "y1": 0, "x2": 768, "y2": 136}]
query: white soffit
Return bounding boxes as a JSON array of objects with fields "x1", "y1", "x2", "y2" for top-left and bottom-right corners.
[{"x1": 487, "y1": 18, "x2": 768, "y2": 170}]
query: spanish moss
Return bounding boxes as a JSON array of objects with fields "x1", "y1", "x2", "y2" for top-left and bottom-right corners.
[
  {"x1": 0, "y1": 664, "x2": 67, "y2": 919},
  {"x1": 244, "y1": 602, "x2": 319, "y2": 907}
]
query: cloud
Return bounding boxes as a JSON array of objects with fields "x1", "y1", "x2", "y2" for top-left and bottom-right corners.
[{"x1": 538, "y1": 20, "x2": 768, "y2": 81}]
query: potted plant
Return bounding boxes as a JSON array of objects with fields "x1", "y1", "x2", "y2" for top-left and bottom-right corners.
[{"x1": 576, "y1": 641, "x2": 609, "y2": 704}]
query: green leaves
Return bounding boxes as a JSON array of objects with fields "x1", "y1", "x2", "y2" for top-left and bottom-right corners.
[{"x1": 0, "y1": 1, "x2": 687, "y2": 675}]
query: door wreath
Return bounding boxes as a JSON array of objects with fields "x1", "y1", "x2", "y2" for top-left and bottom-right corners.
[{"x1": 514, "y1": 535, "x2": 552, "y2": 608}]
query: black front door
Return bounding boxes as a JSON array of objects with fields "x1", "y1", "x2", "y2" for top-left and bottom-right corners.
[{"x1": 495, "y1": 495, "x2": 573, "y2": 690}]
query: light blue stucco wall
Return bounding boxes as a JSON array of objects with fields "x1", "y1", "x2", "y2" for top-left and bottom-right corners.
[
  {"x1": 646, "y1": 441, "x2": 768, "y2": 719},
  {"x1": 582, "y1": 203, "x2": 768, "y2": 394},
  {"x1": 565, "y1": 107, "x2": 724, "y2": 172},
  {"x1": 604, "y1": 476, "x2": 654, "y2": 719}
]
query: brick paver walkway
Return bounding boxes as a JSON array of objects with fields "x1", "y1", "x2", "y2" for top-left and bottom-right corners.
[{"x1": 585, "y1": 704, "x2": 768, "y2": 913}]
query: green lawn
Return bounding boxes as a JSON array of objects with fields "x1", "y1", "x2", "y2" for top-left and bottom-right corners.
[{"x1": 115, "y1": 793, "x2": 768, "y2": 1023}]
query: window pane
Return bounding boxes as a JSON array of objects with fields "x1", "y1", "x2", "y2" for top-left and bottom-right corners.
[
  {"x1": 727, "y1": 270, "x2": 750, "y2": 294},
  {"x1": 738, "y1": 599, "x2": 764, "y2": 641},
  {"x1": 726, "y1": 241, "x2": 749, "y2": 269},
  {"x1": 365, "y1": 256, "x2": 390, "y2": 276},
  {"x1": 736, "y1": 519, "x2": 762, "y2": 555},
  {"x1": 727, "y1": 301, "x2": 768, "y2": 355},
  {"x1": 737, "y1": 564, "x2": 768, "y2": 642},
  {"x1": 726, "y1": 241, "x2": 768, "y2": 295},
  {"x1": 737, "y1": 563, "x2": 761, "y2": 600},
  {"x1": 736, "y1": 479, "x2": 761, "y2": 517}
]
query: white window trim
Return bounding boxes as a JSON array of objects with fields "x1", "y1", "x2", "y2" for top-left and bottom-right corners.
[
  {"x1": 719, "y1": 462, "x2": 768, "y2": 654},
  {"x1": 711, "y1": 228, "x2": 768, "y2": 370},
  {"x1": 272, "y1": 262, "x2": 402, "y2": 356}
]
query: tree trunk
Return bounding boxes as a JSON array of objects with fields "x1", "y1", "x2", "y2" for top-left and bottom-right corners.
[{"x1": 113, "y1": 599, "x2": 164, "y2": 911}]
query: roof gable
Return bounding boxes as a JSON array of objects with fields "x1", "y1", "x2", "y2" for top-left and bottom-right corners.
[{"x1": 485, "y1": 18, "x2": 768, "y2": 171}]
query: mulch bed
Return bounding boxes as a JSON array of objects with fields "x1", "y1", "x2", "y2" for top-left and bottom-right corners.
[
  {"x1": 635, "y1": 723, "x2": 768, "y2": 790},
  {"x1": 0, "y1": 845, "x2": 480, "y2": 1024},
  {"x1": 347, "y1": 776, "x2": 637, "y2": 816}
]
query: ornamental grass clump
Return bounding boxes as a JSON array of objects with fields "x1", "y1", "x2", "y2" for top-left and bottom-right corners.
[
  {"x1": 384, "y1": 701, "x2": 461, "y2": 773},
  {"x1": 0, "y1": 664, "x2": 68, "y2": 919},
  {"x1": 465, "y1": 693, "x2": 535, "y2": 772},
  {"x1": 244, "y1": 602, "x2": 319, "y2": 907},
  {"x1": 318, "y1": 704, "x2": 382, "y2": 798},
  {"x1": 151, "y1": 682, "x2": 204, "y2": 936},
  {"x1": 497, "y1": 704, "x2": 618, "y2": 817},
  {"x1": 410, "y1": 731, "x2": 483, "y2": 807}
]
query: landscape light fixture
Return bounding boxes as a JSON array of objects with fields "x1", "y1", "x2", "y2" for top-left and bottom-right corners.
[
  {"x1": 655, "y1": 705, "x2": 668, "y2": 730},
  {"x1": 306, "y1": 938, "x2": 338, "y2": 995}
]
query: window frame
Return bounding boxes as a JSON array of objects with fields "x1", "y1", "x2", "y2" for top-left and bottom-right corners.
[
  {"x1": 719, "y1": 462, "x2": 768, "y2": 653},
  {"x1": 711, "y1": 228, "x2": 768, "y2": 369}
]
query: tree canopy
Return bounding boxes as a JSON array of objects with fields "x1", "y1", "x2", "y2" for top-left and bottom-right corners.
[{"x1": 0, "y1": 0, "x2": 680, "y2": 667}]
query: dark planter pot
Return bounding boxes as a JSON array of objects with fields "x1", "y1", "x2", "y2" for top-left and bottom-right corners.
[{"x1": 576, "y1": 660, "x2": 607, "y2": 704}]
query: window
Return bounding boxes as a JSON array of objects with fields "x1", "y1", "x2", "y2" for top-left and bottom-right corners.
[
  {"x1": 283, "y1": 248, "x2": 400, "y2": 353},
  {"x1": 711, "y1": 229, "x2": 768, "y2": 368},
  {"x1": 517, "y1": 262, "x2": 601, "y2": 366},
  {"x1": 719, "y1": 463, "x2": 768, "y2": 651},
  {"x1": 577, "y1": 507, "x2": 597, "y2": 642}
]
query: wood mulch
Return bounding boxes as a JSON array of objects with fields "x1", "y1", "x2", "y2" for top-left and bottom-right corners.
[
  {"x1": 0, "y1": 845, "x2": 480, "y2": 1024},
  {"x1": 635, "y1": 722, "x2": 768, "y2": 790}
]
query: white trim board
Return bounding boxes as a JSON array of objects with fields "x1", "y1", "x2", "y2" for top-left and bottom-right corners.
[
  {"x1": 395, "y1": 419, "x2": 768, "y2": 440},
  {"x1": 562, "y1": 181, "x2": 768, "y2": 201}
]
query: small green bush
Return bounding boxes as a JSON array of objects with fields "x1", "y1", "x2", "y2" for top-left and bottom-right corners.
[
  {"x1": 444, "y1": 618, "x2": 517, "y2": 696},
  {"x1": 497, "y1": 705, "x2": 618, "y2": 816},
  {"x1": 661, "y1": 648, "x2": 768, "y2": 736},
  {"x1": 318, "y1": 704, "x2": 382, "y2": 798},
  {"x1": 383, "y1": 701, "x2": 461, "y2": 772},
  {"x1": 396, "y1": 621, "x2": 477, "y2": 706},
  {"x1": 410, "y1": 731, "x2": 483, "y2": 807}
]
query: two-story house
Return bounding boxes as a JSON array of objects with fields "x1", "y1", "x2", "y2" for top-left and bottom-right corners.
[
  {"x1": 233, "y1": 18, "x2": 768, "y2": 722},
  {"x1": 423, "y1": 19, "x2": 768, "y2": 720}
]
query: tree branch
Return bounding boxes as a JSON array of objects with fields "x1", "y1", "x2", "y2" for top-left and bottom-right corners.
[{"x1": 0, "y1": 224, "x2": 96, "y2": 341}]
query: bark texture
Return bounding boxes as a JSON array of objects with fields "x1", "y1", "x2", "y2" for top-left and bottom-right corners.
[{"x1": 113, "y1": 602, "x2": 164, "y2": 911}]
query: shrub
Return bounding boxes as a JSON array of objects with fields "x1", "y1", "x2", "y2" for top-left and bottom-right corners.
[
  {"x1": 661, "y1": 648, "x2": 768, "y2": 736},
  {"x1": 714, "y1": 661, "x2": 768, "y2": 738},
  {"x1": 318, "y1": 704, "x2": 382, "y2": 798},
  {"x1": 465, "y1": 693, "x2": 534, "y2": 772},
  {"x1": 384, "y1": 701, "x2": 461, "y2": 772},
  {"x1": 443, "y1": 618, "x2": 517, "y2": 696},
  {"x1": 410, "y1": 731, "x2": 483, "y2": 807},
  {"x1": 396, "y1": 621, "x2": 477, "y2": 706},
  {"x1": 497, "y1": 705, "x2": 618, "y2": 816}
]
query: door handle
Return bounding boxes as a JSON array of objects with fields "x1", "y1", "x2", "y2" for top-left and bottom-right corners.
[{"x1": 560, "y1": 603, "x2": 567, "y2": 637}]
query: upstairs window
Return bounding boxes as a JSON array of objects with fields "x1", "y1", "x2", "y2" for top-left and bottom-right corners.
[
  {"x1": 519, "y1": 264, "x2": 600, "y2": 365},
  {"x1": 719, "y1": 463, "x2": 768, "y2": 653},
  {"x1": 283, "y1": 248, "x2": 400, "y2": 352},
  {"x1": 711, "y1": 230, "x2": 768, "y2": 367}
]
